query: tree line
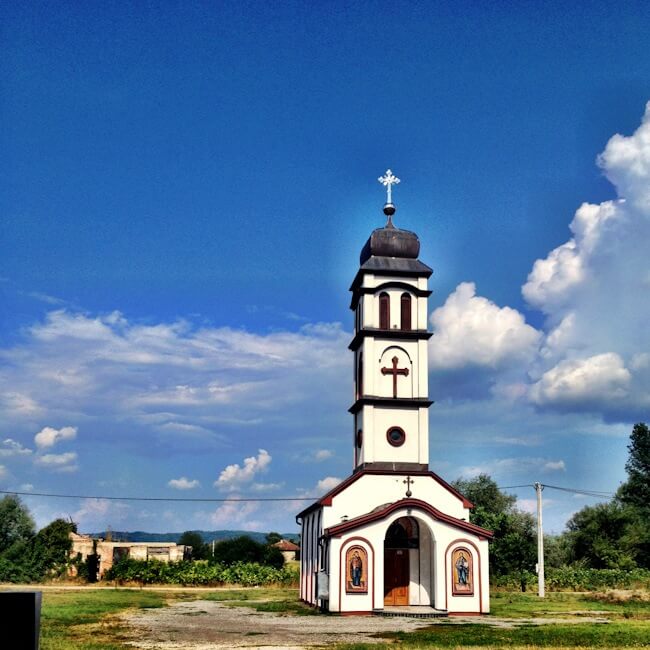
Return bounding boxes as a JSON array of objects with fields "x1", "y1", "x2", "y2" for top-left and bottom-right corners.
[{"x1": 452, "y1": 422, "x2": 650, "y2": 589}]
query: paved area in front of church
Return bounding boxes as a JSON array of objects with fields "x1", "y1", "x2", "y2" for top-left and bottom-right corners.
[{"x1": 122, "y1": 599, "x2": 611, "y2": 649}]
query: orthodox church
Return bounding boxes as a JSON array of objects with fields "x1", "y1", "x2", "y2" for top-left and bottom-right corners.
[{"x1": 297, "y1": 171, "x2": 492, "y2": 615}]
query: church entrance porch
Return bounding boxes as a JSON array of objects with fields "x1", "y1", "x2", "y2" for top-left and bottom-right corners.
[{"x1": 383, "y1": 516, "x2": 434, "y2": 608}]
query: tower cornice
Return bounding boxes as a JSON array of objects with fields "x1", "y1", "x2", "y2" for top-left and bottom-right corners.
[
  {"x1": 349, "y1": 258, "x2": 433, "y2": 294},
  {"x1": 350, "y1": 281, "x2": 432, "y2": 310},
  {"x1": 348, "y1": 328, "x2": 433, "y2": 351},
  {"x1": 348, "y1": 396, "x2": 433, "y2": 414}
]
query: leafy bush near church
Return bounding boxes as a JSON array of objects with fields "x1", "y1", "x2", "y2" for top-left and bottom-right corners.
[
  {"x1": 493, "y1": 567, "x2": 650, "y2": 591},
  {"x1": 105, "y1": 558, "x2": 299, "y2": 586}
]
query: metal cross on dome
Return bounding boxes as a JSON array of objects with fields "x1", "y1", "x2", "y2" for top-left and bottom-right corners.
[{"x1": 378, "y1": 169, "x2": 400, "y2": 204}]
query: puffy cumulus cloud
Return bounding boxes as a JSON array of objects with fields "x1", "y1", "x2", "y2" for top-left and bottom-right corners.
[
  {"x1": 34, "y1": 425, "x2": 77, "y2": 449},
  {"x1": 523, "y1": 202, "x2": 620, "y2": 313},
  {"x1": 316, "y1": 476, "x2": 342, "y2": 492},
  {"x1": 429, "y1": 283, "x2": 541, "y2": 371},
  {"x1": 168, "y1": 477, "x2": 200, "y2": 490},
  {"x1": 34, "y1": 451, "x2": 78, "y2": 472},
  {"x1": 517, "y1": 103, "x2": 650, "y2": 419},
  {"x1": 214, "y1": 449, "x2": 271, "y2": 491},
  {"x1": 598, "y1": 101, "x2": 650, "y2": 210},
  {"x1": 530, "y1": 353, "x2": 631, "y2": 410},
  {"x1": 208, "y1": 500, "x2": 261, "y2": 530},
  {"x1": 0, "y1": 438, "x2": 33, "y2": 457}
]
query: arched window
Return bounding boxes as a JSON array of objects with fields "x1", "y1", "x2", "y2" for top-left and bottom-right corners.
[
  {"x1": 400, "y1": 293, "x2": 412, "y2": 330},
  {"x1": 379, "y1": 293, "x2": 390, "y2": 329},
  {"x1": 357, "y1": 353, "x2": 363, "y2": 399}
]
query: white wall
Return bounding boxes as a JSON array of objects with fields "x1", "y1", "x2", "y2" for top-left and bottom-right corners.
[{"x1": 328, "y1": 507, "x2": 489, "y2": 614}]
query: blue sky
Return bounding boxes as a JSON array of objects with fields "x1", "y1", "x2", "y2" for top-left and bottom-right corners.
[{"x1": 1, "y1": 1, "x2": 649, "y2": 535}]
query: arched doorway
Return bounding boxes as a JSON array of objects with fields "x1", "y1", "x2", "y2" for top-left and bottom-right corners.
[{"x1": 384, "y1": 517, "x2": 419, "y2": 606}]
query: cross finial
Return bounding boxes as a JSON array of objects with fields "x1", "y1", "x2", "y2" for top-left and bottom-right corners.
[
  {"x1": 403, "y1": 476, "x2": 414, "y2": 498},
  {"x1": 378, "y1": 169, "x2": 400, "y2": 205}
]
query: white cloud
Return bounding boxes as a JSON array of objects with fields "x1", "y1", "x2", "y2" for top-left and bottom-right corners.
[
  {"x1": 0, "y1": 310, "x2": 349, "y2": 449},
  {"x1": 34, "y1": 426, "x2": 77, "y2": 449},
  {"x1": 0, "y1": 439, "x2": 33, "y2": 457},
  {"x1": 314, "y1": 449, "x2": 333, "y2": 461},
  {"x1": 168, "y1": 477, "x2": 200, "y2": 490},
  {"x1": 208, "y1": 500, "x2": 261, "y2": 529},
  {"x1": 0, "y1": 465, "x2": 7, "y2": 480},
  {"x1": 34, "y1": 451, "x2": 78, "y2": 471},
  {"x1": 516, "y1": 103, "x2": 650, "y2": 420},
  {"x1": 214, "y1": 449, "x2": 271, "y2": 491},
  {"x1": 459, "y1": 457, "x2": 567, "y2": 479},
  {"x1": 249, "y1": 482, "x2": 284, "y2": 492},
  {"x1": 598, "y1": 101, "x2": 650, "y2": 210},
  {"x1": 316, "y1": 476, "x2": 342, "y2": 492},
  {"x1": 429, "y1": 282, "x2": 541, "y2": 370},
  {"x1": 20, "y1": 483, "x2": 34, "y2": 492},
  {"x1": 530, "y1": 353, "x2": 631, "y2": 409}
]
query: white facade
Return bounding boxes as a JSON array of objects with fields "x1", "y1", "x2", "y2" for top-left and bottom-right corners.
[{"x1": 298, "y1": 211, "x2": 491, "y2": 615}]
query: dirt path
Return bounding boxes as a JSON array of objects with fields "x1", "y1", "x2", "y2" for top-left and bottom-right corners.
[{"x1": 121, "y1": 600, "x2": 611, "y2": 649}]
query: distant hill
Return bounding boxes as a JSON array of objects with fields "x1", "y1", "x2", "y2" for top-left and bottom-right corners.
[{"x1": 88, "y1": 529, "x2": 299, "y2": 544}]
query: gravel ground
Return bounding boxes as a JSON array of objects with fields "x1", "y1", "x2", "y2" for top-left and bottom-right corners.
[{"x1": 121, "y1": 599, "x2": 611, "y2": 649}]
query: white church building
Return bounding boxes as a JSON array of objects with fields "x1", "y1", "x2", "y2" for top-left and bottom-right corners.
[{"x1": 297, "y1": 171, "x2": 492, "y2": 615}]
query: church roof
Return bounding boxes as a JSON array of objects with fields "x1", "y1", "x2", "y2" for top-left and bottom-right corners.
[
  {"x1": 296, "y1": 468, "x2": 474, "y2": 520},
  {"x1": 359, "y1": 221, "x2": 421, "y2": 265},
  {"x1": 323, "y1": 497, "x2": 493, "y2": 540}
]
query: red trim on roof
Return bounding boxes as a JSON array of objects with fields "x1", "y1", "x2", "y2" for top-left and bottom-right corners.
[
  {"x1": 323, "y1": 498, "x2": 493, "y2": 539},
  {"x1": 296, "y1": 469, "x2": 473, "y2": 519}
]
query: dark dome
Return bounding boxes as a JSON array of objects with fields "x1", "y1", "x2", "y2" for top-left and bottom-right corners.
[{"x1": 359, "y1": 222, "x2": 420, "y2": 265}]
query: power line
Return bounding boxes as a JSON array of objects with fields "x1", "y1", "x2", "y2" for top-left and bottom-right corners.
[
  {"x1": 541, "y1": 483, "x2": 614, "y2": 498},
  {"x1": 0, "y1": 490, "x2": 318, "y2": 503},
  {"x1": 496, "y1": 483, "x2": 614, "y2": 498},
  {"x1": 1, "y1": 482, "x2": 615, "y2": 504}
]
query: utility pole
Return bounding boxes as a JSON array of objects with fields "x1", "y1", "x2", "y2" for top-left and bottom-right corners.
[{"x1": 535, "y1": 482, "x2": 545, "y2": 598}]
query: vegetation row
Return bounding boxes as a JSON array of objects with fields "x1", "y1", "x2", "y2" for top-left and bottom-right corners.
[{"x1": 104, "y1": 557, "x2": 299, "y2": 586}]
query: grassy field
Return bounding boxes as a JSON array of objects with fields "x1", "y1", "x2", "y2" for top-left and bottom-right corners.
[{"x1": 26, "y1": 586, "x2": 650, "y2": 649}]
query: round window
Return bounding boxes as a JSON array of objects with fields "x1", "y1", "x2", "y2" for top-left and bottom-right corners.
[{"x1": 386, "y1": 426, "x2": 406, "y2": 447}]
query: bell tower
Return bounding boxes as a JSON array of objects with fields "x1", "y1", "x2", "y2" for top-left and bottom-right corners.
[{"x1": 349, "y1": 170, "x2": 433, "y2": 472}]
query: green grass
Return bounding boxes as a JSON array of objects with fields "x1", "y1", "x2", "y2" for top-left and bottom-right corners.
[
  {"x1": 490, "y1": 591, "x2": 650, "y2": 619},
  {"x1": 40, "y1": 589, "x2": 166, "y2": 650},
  {"x1": 34, "y1": 587, "x2": 650, "y2": 650},
  {"x1": 337, "y1": 592, "x2": 650, "y2": 649},
  {"x1": 339, "y1": 621, "x2": 650, "y2": 648}
]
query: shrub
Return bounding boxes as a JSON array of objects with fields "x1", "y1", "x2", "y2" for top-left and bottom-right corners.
[{"x1": 105, "y1": 558, "x2": 299, "y2": 587}]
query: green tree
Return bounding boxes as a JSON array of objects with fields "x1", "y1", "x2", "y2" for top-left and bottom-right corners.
[
  {"x1": 452, "y1": 474, "x2": 537, "y2": 590},
  {"x1": 28, "y1": 518, "x2": 76, "y2": 578},
  {"x1": 178, "y1": 531, "x2": 210, "y2": 560},
  {"x1": 543, "y1": 533, "x2": 571, "y2": 569},
  {"x1": 618, "y1": 422, "x2": 650, "y2": 511},
  {"x1": 0, "y1": 495, "x2": 36, "y2": 553},
  {"x1": 213, "y1": 535, "x2": 284, "y2": 568},
  {"x1": 265, "y1": 531, "x2": 282, "y2": 545},
  {"x1": 565, "y1": 501, "x2": 636, "y2": 569}
]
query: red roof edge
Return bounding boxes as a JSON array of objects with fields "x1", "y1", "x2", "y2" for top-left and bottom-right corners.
[
  {"x1": 323, "y1": 498, "x2": 493, "y2": 539},
  {"x1": 296, "y1": 468, "x2": 473, "y2": 519}
]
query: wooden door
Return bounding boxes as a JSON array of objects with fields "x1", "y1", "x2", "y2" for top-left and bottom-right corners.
[{"x1": 384, "y1": 548, "x2": 409, "y2": 606}]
